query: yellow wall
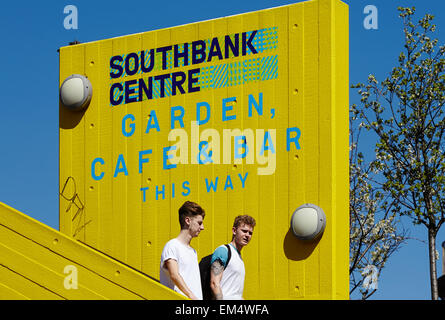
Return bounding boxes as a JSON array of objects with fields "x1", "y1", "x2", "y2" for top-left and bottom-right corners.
[
  {"x1": 0, "y1": 202, "x2": 185, "y2": 300},
  {"x1": 59, "y1": 0, "x2": 349, "y2": 299}
]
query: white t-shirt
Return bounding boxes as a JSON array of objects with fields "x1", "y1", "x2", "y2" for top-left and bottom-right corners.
[
  {"x1": 211, "y1": 244, "x2": 245, "y2": 300},
  {"x1": 159, "y1": 238, "x2": 203, "y2": 299}
]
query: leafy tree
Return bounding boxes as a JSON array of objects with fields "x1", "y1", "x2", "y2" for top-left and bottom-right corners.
[
  {"x1": 349, "y1": 112, "x2": 407, "y2": 300},
  {"x1": 352, "y1": 7, "x2": 445, "y2": 300}
]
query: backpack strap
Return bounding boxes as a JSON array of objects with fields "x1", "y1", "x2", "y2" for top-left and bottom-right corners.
[{"x1": 224, "y1": 244, "x2": 232, "y2": 269}]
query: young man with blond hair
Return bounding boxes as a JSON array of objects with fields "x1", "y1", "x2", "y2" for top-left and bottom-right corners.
[
  {"x1": 209, "y1": 215, "x2": 256, "y2": 300},
  {"x1": 160, "y1": 201, "x2": 205, "y2": 300}
]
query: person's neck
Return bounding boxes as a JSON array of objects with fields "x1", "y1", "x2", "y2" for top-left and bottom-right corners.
[
  {"x1": 177, "y1": 229, "x2": 193, "y2": 246},
  {"x1": 230, "y1": 239, "x2": 243, "y2": 253}
]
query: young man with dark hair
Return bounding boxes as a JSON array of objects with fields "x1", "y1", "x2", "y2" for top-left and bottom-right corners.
[
  {"x1": 209, "y1": 215, "x2": 256, "y2": 300},
  {"x1": 160, "y1": 201, "x2": 205, "y2": 300}
]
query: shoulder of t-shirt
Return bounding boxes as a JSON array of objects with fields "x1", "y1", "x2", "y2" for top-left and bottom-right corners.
[
  {"x1": 165, "y1": 238, "x2": 197, "y2": 255},
  {"x1": 162, "y1": 239, "x2": 178, "y2": 256},
  {"x1": 210, "y1": 244, "x2": 230, "y2": 266},
  {"x1": 163, "y1": 238, "x2": 178, "y2": 249}
]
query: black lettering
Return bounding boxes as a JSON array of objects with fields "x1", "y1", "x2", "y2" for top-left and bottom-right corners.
[
  {"x1": 225, "y1": 34, "x2": 239, "y2": 58},
  {"x1": 154, "y1": 73, "x2": 171, "y2": 98},
  {"x1": 138, "y1": 77, "x2": 153, "y2": 101},
  {"x1": 192, "y1": 40, "x2": 206, "y2": 65},
  {"x1": 156, "y1": 46, "x2": 173, "y2": 70},
  {"x1": 172, "y1": 71, "x2": 186, "y2": 96},
  {"x1": 207, "y1": 37, "x2": 223, "y2": 62},
  {"x1": 242, "y1": 30, "x2": 258, "y2": 55},
  {"x1": 125, "y1": 53, "x2": 139, "y2": 76},
  {"x1": 140, "y1": 49, "x2": 155, "y2": 73},
  {"x1": 188, "y1": 68, "x2": 200, "y2": 93},
  {"x1": 125, "y1": 79, "x2": 138, "y2": 104},
  {"x1": 174, "y1": 43, "x2": 189, "y2": 68},
  {"x1": 110, "y1": 82, "x2": 123, "y2": 105},
  {"x1": 110, "y1": 55, "x2": 123, "y2": 78}
]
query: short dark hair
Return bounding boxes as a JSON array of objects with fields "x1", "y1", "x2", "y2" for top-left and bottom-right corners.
[
  {"x1": 179, "y1": 201, "x2": 205, "y2": 229},
  {"x1": 233, "y1": 215, "x2": 256, "y2": 229}
]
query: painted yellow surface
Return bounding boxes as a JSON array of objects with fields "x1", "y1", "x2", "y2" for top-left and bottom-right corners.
[
  {"x1": 59, "y1": 0, "x2": 349, "y2": 299},
  {"x1": 0, "y1": 202, "x2": 186, "y2": 300}
]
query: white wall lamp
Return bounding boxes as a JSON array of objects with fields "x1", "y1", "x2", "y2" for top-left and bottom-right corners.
[
  {"x1": 291, "y1": 204, "x2": 326, "y2": 241},
  {"x1": 59, "y1": 74, "x2": 92, "y2": 111}
]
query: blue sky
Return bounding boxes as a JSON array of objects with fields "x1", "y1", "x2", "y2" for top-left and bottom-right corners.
[{"x1": 0, "y1": 0, "x2": 444, "y2": 300}]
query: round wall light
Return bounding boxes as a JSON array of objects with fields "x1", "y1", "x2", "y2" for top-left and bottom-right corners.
[
  {"x1": 59, "y1": 74, "x2": 92, "y2": 111},
  {"x1": 291, "y1": 204, "x2": 326, "y2": 241}
]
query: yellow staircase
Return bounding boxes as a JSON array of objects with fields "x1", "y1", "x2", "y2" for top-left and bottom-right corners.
[{"x1": 0, "y1": 202, "x2": 185, "y2": 300}]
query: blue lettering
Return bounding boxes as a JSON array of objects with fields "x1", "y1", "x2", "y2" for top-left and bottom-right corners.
[
  {"x1": 114, "y1": 154, "x2": 128, "y2": 177},
  {"x1": 171, "y1": 106, "x2": 185, "y2": 129},
  {"x1": 260, "y1": 131, "x2": 276, "y2": 155},
  {"x1": 182, "y1": 181, "x2": 191, "y2": 196},
  {"x1": 91, "y1": 157, "x2": 105, "y2": 181},
  {"x1": 140, "y1": 187, "x2": 149, "y2": 202},
  {"x1": 139, "y1": 149, "x2": 152, "y2": 173},
  {"x1": 122, "y1": 113, "x2": 136, "y2": 137},
  {"x1": 205, "y1": 177, "x2": 219, "y2": 192},
  {"x1": 145, "y1": 110, "x2": 160, "y2": 133},
  {"x1": 222, "y1": 97, "x2": 236, "y2": 122},
  {"x1": 248, "y1": 92, "x2": 263, "y2": 117},
  {"x1": 234, "y1": 136, "x2": 248, "y2": 159},
  {"x1": 198, "y1": 141, "x2": 213, "y2": 164},
  {"x1": 224, "y1": 175, "x2": 234, "y2": 191},
  {"x1": 156, "y1": 185, "x2": 165, "y2": 200},
  {"x1": 197, "y1": 101, "x2": 211, "y2": 125},
  {"x1": 238, "y1": 172, "x2": 248, "y2": 188},
  {"x1": 286, "y1": 127, "x2": 301, "y2": 151},
  {"x1": 163, "y1": 146, "x2": 177, "y2": 170}
]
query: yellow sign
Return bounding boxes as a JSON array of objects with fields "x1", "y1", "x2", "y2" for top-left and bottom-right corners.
[{"x1": 59, "y1": 0, "x2": 349, "y2": 299}]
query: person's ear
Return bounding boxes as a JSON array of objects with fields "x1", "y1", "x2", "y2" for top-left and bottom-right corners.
[{"x1": 185, "y1": 216, "x2": 191, "y2": 228}]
